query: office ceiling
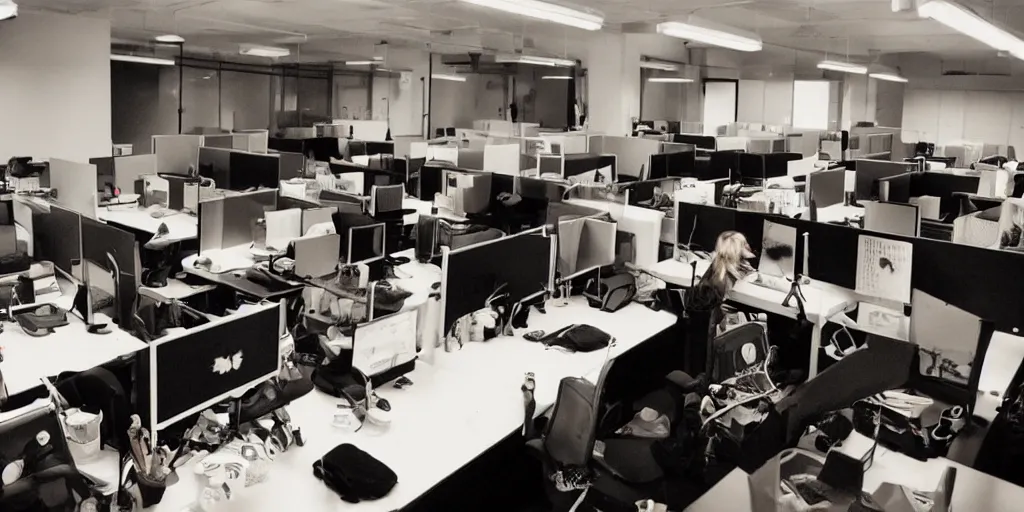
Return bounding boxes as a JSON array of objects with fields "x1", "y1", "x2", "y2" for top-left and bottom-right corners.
[{"x1": 17, "y1": 0, "x2": 1024, "y2": 64}]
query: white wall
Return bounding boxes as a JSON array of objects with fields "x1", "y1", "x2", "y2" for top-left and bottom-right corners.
[
  {"x1": 738, "y1": 79, "x2": 794, "y2": 126},
  {"x1": 902, "y1": 88, "x2": 1024, "y2": 149},
  {"x1": 0, "y1": 12, "x2": 112, "y2": 161}
]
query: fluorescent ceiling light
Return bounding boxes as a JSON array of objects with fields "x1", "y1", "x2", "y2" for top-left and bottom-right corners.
[
  {"x1": 542, "y1": 75, "x2": 573, "y2": 80},
  {"x1": 918, "y1": 0, "x2": 1024, "y2": 57},
  {"x1": 817, "y1": 60, "x2": 868, "y2": 74},
  {"x1": 154, "y1": 34, "x2": 185, "y2": 44},
  {"x1": 0, "y1": 1, "x2": 16, "y2": 21},
  {"x1": 346, "y1": 60, "x2": 375, "y2": 65},
  {"x1": 496, "y1": 54, "x2": 576, "y2": 67},
  {"x1": 870, "y1": 72, "x2": 909, "y2": 83},
  {"x1": 640, "y1": 61, "x2": 679, "y2": 71},
  {"x1": 458, "y1": 0, "x2": 603, "y2": 31},
  {"x1": 656, "y1": 17, "x2": 762, "y2": 52},
  {"x1": 432, "y1": 73, "x2": 466, "y2": 82},
  {"x1": 110, "y1": 54, "x2": 176, "y2": 66},
  {"x1": 648, "y1": 77, "x2": 694, "y2": 83},
  {"x1": 239, "y1": 44, "x2": 290, "y2": 58}
]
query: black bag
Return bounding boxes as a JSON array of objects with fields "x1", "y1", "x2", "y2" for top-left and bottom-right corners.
[
  {"x1": 584, "y1": 273, "x2": 637, "y2": 313},
  {"x1": 537, "y1": 324, "x2": 612, "y2": 353},
  {"x1": 313, "y1": 444, "x2": 397, "y2": 503}
]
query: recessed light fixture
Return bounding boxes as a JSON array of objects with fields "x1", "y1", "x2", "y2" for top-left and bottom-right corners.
[
  {"x1": 110, "y1": 54, "x2": 176, "y2": 66},
  {"x1": 640, "y1": 61, "x2": 679, "y2": 71},
  {"x1": 496, "y1": 54, "x2": 575, "y2": 67},
  {"x1": 432, "y1": 73, "x2": 466, "y2": 82},
  {"x1": 154, "y1": 34, "x2": 185, "y2": 44},
  {"x1": 647, "y1": 77, "x2": 694, "y2": 83},
  {"x1": 239, "y1": 44, "x2": 290, "y2": 58},
  {"x1": 346, "y1": 60, "x2": 375, "y2": 65},
  {"x1": 542, "y1": 75, "x2": 573, "y2": 80},
  {"x1": 918, "y1": 0, "x2": 1024, "y2": 58},
  {"x1": 869, "y1": 72, "x2": 909, "y2": 83},
  {"x1": 457, "y1": 0, "x2": 603, "y2": 31},
  {"x1": 817, "y1": 60, "x2": 868, "y2": 74},
  {"x1": 656, "y1": 17, "x2": 762, "y2": 52}
]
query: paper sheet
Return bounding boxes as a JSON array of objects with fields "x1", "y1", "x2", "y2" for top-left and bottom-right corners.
[
  {"x1": 855, "y1": 235, "x2": 913, "y2": 304},
  {"x1": 856, "y1": 301, "x2": 906, "y2": 340},
  {"x1": 675, "y1": 181, "x2": 716, "y2": 205},
  {"x1": 352, "y1": 310, "x2": 419, "y2": 377},
  {"x1": 265, "y1": 208, "x2": 302, "y2": 251}
]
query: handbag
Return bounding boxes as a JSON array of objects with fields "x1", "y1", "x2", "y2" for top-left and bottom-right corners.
[
  {"x1": 536, "y1": 324, "x2": 612, "y2": 353},
  {"x1": 584, "y1": 272, "x2": 637, "y2": 313}
]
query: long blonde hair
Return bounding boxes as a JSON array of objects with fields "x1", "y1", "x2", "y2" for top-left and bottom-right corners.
[{"x1": 709, "y1": 231, "x2": 755, "y2": 289}]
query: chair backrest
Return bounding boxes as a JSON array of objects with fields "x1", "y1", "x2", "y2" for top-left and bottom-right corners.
[
  {"x1": 709, "y1": 322, "x2": 769, "y2": 384},
  {"x1": 542, "y1": 341, "x2": 616, "y2": 467}
]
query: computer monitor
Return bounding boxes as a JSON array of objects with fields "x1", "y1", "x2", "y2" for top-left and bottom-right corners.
[
  {"x1": 738, "y1": 153, "x2": 766, "y2": 186},
  {"x1": 807, "y1": 169, "x2": 846, "y2": 209},
  {"x1": 707, "y1": 150, "x2": 741, "y2": 181},
  {"x1": 89, "y1": 157, "x2": 116, "y2": 194},
  {"x1": 647, "y1": 153, "x2": 670, "y2": 181},
  {"x1": 347, "y1": 223, "x2": 386, "y2": 264},
  {"x1": 365, "y1": 142, "x2": 395, "y2": 156},
  {"x1": 33, "y1": 204, "x2": 82, "y2": 278},
  {"x1": 228, "y1": 151, "x2": 280, "y2": 191},
  {"x1": 81, "y1": 216, "x2": 138, "y2": 327},
  {"x1": 669, "y1": 150, "x2": 696, "y2": 178},
  {"x1": 198, "y1": 147, "x2": 231, "y2": 187},
  {"x1": 441, "y1": 232, "x2": 553, "y2": 336},
  {"x1": 855, "y1": 160, "x2": 915, "y2": 201},
  {"x1": 140, "y1": 303, "x2": 282, "y2": 431}
]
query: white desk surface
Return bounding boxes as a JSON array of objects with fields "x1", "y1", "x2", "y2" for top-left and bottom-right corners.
[
  {"x1": 644, "y1": 257, "x2": 853, "y2": 326},
  {"x1": 0, "y1": 279, "x2": 146, "y2": 396},
  {"x1": 139, "y1": 299, "x2": 674, "y2": 512},
  {"x1": 687, "y1": 432, "x2": 1024, "y2": 512},
  {"x1": 139, "y1": 278, "x2": 217, "y2": 302},
  {"x1": 97, "y1": 205, "x2": 198, "y2": 242}
]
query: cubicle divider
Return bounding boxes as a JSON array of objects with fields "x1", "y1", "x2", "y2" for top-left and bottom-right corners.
[
  {"x1": 563, "y1": 154, "x2": 617, "y2": 182},
  {"x1": 674, "y1": 201, "x2": 1024, "y2": 334},
  {"x1": 50, "y1": 159, "x2": 99, "y2": 218},
  {"x1": 855, "y1": 160, "x2": 917, "y2": 201},
  {"x1": 589, "y1": 135, "x2": 661, "y2": 181},
  {"x1": 673, "y1": 133, "x2": 717, "y2": 151},
  {"x1": 153, "y1": 135, "x2": 203, "y2": 176},
  {"x1": 197, "y1": 189, "x2": 278, "y2": 254}
]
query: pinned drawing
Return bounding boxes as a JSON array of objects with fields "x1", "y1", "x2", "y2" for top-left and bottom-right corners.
[
  {"x1": 997, "y1": 198, "x2": 1024, "y2": 252},
  {"x1": 855, "y1": 235, "x2": 913, "y2": 304},
  {"x1": 758, "y1": 221, "x2": 797, "y2": 280}
]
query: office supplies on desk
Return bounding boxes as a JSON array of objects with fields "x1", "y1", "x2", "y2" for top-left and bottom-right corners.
[{"x1": 855, "y1": 235, "x2": 912, "y2": 304}]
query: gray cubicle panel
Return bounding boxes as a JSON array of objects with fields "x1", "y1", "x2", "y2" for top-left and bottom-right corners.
[
  {"x1": 198, "y1": 189, "x2": 278, "y2": 253},
  {"x1": 458, "y1": 149, "x2": 485, "y2": 171},
  {"x1": 275, "y1": 151, "x2": 305, "y2": 180},
  {"x1": 661, "y1": 142, "x2": 696, "y2": 154},
  {"x1": 807, "y1": 169, "x2": 846, "y2": 208},
  {"x1": 153, "y1": 134, "x2": 203, "y2": 176},
  {"x1": 113, "y1": 155, "x2": 157, "y2": 193},
  {"x1": 203, "y1": 134, "x2": 234, "y2": 149}
]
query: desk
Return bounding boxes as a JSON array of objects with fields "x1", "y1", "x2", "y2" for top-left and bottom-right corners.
[
  {"x1": 0, "y1": 279, "x2": 146, "y2": 396},
  {"x1": 143, "y1": 299, "x2": 673, "y2": 512},
  {"x1": 645, "y1": 257, "x2": 854, "y2": 379},
  {"x1": 687, "y1": 432, "x2": 1024, "y2": 511},
  {"x1": 402, "y1": 197, "x2": 468, "y2": 226},
  {"x1": 97, "y1": 205, "x2": 197, "y2": 242}
]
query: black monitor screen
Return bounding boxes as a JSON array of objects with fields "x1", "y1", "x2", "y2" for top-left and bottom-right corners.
[
  {"x1": 229, "y1": 151, "x2": 280, "y2": 191},
  {"x1": 34, "y1": 204, "x2": 81, "y2": 276},
  {"x1": 707, "y1": 150, "x2": 741, "y2": 181},
  {"x1": 198, "y1": 147, "x2": 231, "y2": 186},
  {"x1": 648, "y1": 153, "x2": 670, "y2": 180},
  {"x1": 348, "y1": 224, "x2": 385, "y2": 264},
  {"x1": 669, "y1": 150, "x2": 696, "y2": 178},
  {"x1": 366, "y1": 142, "x2": 394, "y2": 156}
]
